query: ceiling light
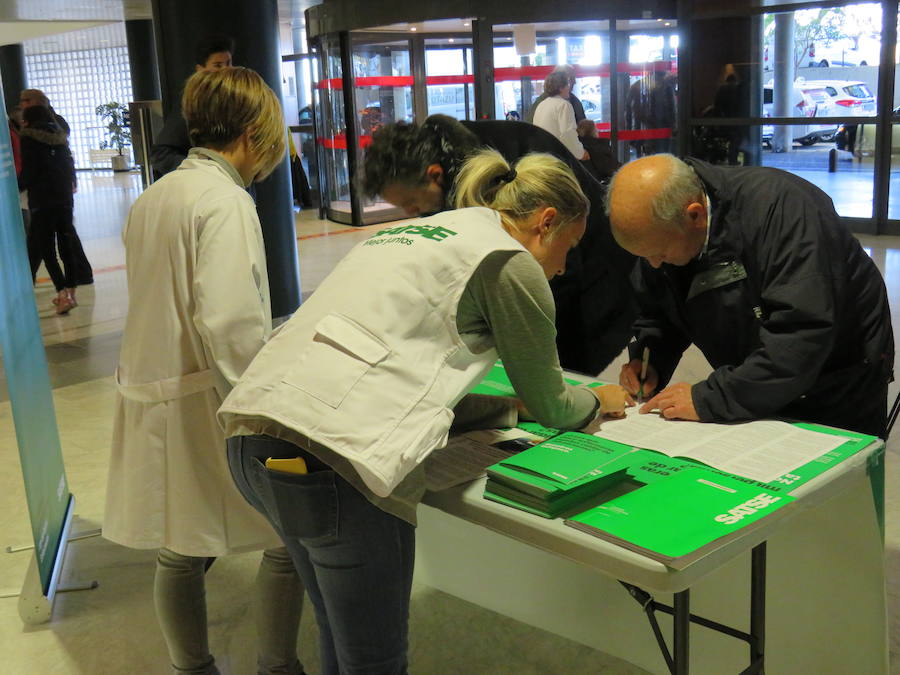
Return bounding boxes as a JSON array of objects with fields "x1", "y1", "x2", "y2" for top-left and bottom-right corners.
[
  {"x1": 410, "y1": 27, "x2": 417, "y2": 31},
  {"x1": 449, "y1": 38, "x2": 455, "y2": 43},
  {"x1": 463, "y1": 22, "x2": 470, "y2": 27}
]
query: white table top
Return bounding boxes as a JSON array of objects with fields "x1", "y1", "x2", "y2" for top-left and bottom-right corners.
[{"x1": 422, "y1": 437, "x2": 882, "y2": 593}]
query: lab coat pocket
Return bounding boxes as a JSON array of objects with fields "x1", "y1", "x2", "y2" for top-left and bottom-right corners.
[
  {"x1": 251, "y1": 458, "x2": 339, "y2": 540},
  {"x1": 283, "y1": 314, "x2": 390, "y2": 409}
]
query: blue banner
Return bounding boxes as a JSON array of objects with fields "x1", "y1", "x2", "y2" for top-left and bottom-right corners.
[{"x1": 0, "y1": 109, "x2": 71, "y2": 593}]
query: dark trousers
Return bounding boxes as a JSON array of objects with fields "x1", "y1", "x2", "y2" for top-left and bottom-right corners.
[{"x1": 28, "y1": 206, "x2": 77, "y2": 292}]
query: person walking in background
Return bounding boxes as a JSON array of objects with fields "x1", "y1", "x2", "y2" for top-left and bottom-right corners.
[
  {"x1": 150, "y1": 33, "x2": 235, "y2": 178},
  {"x1": 526, "y1": 64, "x2": 585, "y2": 124},
  {"x1": 18, "y1": 105, "x2": 79, "y2": 315},
  {"x1": 20, "y1": 87, "x2": 93, "y2": 286},
  {"x1": 103, "y1": 68, "x2": 306, "y2": 675},
  {"x1": 646, "y1": 71, "x2": 677, "y2": 154},
  {"x1": 532, "y1": 69, "x2": 588, "y2": 160}
]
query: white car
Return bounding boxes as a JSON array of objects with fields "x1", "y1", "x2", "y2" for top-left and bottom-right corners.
[
  {"x1": 762, "y1": 82, "x2": 838, "y2": 146},
  {"x1": 800, "y1": 79, "x2": 876, "y2": 116}
]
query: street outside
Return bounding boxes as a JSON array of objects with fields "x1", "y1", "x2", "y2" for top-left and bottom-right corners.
[{"x1": 760, "y1": 142, "x2": 900, "y2": 219}]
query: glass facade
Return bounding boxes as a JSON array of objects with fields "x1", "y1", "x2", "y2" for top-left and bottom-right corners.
[{"x1": 24, "y1": 23, "x2": 134, "y2": 170}]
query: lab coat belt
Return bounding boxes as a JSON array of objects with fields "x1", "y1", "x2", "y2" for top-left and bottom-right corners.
[{"x1": 116, "y1": 368, "x2": 216, "y2": 403}]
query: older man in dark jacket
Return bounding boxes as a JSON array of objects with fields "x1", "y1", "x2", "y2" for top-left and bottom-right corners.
[{"x1": 608, "y1": 154, "x2": 893, "y2": 438}]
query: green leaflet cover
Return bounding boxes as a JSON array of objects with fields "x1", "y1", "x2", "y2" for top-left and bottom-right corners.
[
  {"x1": 487, "y1": 432, "x2": 633, "y2": 498},
  {"x1": 566, "y1": 467, "x2": 796, "y2": 568}
]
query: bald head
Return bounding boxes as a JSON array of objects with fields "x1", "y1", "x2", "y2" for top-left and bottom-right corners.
[{"x1": 606, "y1": 154, "x2": 708, "y2": 268}]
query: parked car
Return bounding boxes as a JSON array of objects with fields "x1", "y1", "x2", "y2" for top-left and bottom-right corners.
[
  {"x1": 762, "y1": 81, "x2": 838, "y2": 146},
  {"x1": 801, "y1": 79, "x2": 876, "y2": 116},
  {"x1": 580, "y1": 97, "x2": 604, "y2": 122},
  {"x1": 807, "y1": 38, "x2": 881, "y2": 68}
]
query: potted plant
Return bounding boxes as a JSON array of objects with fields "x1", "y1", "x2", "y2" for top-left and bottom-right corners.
[{"x1": 95, "y1": 101, "x2": 131, "y2": 171}]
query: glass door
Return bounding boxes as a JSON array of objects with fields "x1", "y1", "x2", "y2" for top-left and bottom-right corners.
[
  {"x1": 352, "y1": 36, "x2": 414, "y2": 223},
  {"x1": 424, "y1": 37, "x2": 474, "y2": 120}
]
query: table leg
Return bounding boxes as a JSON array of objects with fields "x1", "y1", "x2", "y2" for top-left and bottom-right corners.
[
  {"x1": 750, "y1": 542, "x2": 767, "y2": 674},
  {"x1": 673, "y1": 589, "x2": 690, "y2": 675}
]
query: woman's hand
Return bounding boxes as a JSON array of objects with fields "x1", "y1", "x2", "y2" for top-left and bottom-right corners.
[{"x1": 591, "y1": 384, "x2": 634, "y2": 419}]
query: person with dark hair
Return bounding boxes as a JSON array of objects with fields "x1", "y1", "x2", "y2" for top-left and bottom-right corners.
[
  {"x1": 20, "y1": 88, "x2": 93, "y2": 286},
  {"x1": 361, "y1": 114, "x2": 638, "y2": 375},
  {"x1": 149, "y1": 33, "x2": 235, "y2": 177},
  {"x1": 104, "y1": 68, "x2": 305, "y2": 675},
  {"x1": 221, "y1": 148, "x2": 631, "y2": 674},
  {"x1": 576, "y1": 118, "x2": 619, "y2": 182},
  {"x1": 18, "y1": 104, "x2": 79, "y2": 314},
  {"x1": 20, "y1": 88, "x2": 70, "y2": 134},
  {"x1": 532, "y1": 69, "x2": 587, "y2": 159}
]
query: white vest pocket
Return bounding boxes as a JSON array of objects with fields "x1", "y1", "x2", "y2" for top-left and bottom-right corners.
[{"x1": 282, "y1": 314, "x2": 390, "y2": 409}]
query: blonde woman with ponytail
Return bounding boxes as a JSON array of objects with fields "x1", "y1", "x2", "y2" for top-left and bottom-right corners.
[
  {"x1": 218, "y1": 148, "x2": 632, "y2": 673},
  {"x1": 104, "y1": 67, "x2": 305, "y2": 675}
]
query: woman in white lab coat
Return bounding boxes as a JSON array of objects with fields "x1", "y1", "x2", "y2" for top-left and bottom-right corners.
[{"x1": 103, "y1": 68, "x2": 304, "y2": 675}]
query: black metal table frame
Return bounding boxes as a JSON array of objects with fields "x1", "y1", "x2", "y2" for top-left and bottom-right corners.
[{"x1": 620, "y1": 542, "x2": 767, "y2": 675}]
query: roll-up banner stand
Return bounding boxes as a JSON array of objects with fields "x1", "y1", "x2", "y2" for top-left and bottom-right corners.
[{"x1": 0, "y1": 75, "x2": 74, "y2": 624}]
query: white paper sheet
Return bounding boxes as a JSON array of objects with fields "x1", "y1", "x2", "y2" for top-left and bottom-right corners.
[
  {"x1": 592, "y1": 407, "x2": 851, "y2": 482},
  {"x1": 424, "y1": 429, "x2": 542, "y2": 492}
]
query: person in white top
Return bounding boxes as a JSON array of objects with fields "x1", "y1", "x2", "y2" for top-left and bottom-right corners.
[
  {"x1": 532, "y1": 69, "x2": 588, "y2": 160},
  {"x1": 103, "y1": 68, "x2": 306, "y2": 675},
  {"x1": 219, "y1": 149, "x2": 633, "y2": 673}
]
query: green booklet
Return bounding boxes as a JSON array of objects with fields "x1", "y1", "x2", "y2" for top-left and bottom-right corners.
[
  {"x1": 566, "y1": 467, "x2": 796, "y2": 568},
  {"x1": 485, "y1": 432, "x2": 632, "y2": 518}
]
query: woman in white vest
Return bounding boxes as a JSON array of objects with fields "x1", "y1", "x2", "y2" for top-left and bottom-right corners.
[
  {"x1": 103, "y1": 68, "x2": 305, "y2": 675},
  {"x1": 219, "y1": 149, "x2": 631, "y2": 674}
]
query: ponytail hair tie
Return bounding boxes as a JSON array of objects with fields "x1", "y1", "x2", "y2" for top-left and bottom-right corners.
[{"x1": 495, "y1": 167, "x2": 517, "y2": 186}]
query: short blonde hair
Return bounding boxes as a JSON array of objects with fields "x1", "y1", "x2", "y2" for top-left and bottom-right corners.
[
  {"x1": 182, "y1": 67, "x2": 285, "y2": 181},
  {"x1": 453, "y1": 149, "x2": 588, "y2": 240}
]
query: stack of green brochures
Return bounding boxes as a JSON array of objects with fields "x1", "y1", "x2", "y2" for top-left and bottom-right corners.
[
  {"x1": 565, "y1": 467, "x2": 796, "y2": 568},
  {"x1": 484, "y1": 432, "x2": 632, "y2": 518}
]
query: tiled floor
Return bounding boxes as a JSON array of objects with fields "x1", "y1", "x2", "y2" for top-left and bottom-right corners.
[{"x1": 1, "y1": 170, "x2": 899, "y2": 673}]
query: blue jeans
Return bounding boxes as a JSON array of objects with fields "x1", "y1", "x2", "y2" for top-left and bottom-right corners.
[{"x1": 227, "y1": 435, "x2": 415, "y2": 675}]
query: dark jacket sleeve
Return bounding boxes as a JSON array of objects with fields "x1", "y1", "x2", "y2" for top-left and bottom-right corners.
[
  {"x1": 692, "y1": 188, "x2": 839, "y2": 421},
  {"x1": 150, "y1": 114, "x2": 190, "y2": 177},
  {"x1": 629, "y1": 265, "x2": 693, "y2": 388},
  {"x1": 17, "y1": 137, "x2": 37, "y2": 193}
]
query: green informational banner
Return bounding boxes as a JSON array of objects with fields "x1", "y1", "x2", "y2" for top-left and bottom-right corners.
[{"x1": 0, "y1": 107, "x2": 71, "y2": 594}]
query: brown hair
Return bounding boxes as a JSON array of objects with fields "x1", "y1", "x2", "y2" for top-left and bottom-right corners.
[
  {"x1": 576, "y1": 119, "x2": 597, "y2": 138},
  {"x1": 182, "y1": 67, "x2": 285, "y2": 181}
]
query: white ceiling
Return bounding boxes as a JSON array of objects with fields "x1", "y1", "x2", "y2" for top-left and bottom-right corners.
[{"x1": 0, "y1": 0, "x2": 321, "y2": 47}]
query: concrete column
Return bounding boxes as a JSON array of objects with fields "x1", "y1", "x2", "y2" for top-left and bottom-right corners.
[
  {"x1": 773, "y1": 12, "x2": 795, "y2": 153},
  {"x1": 151, "y1": 0, "x2": 301, "y2": 317},
  {"x1": 0, "y1": 44, "x2": 26, "y2": 114},
  {"x1": 125, "y1": 19, "x2": 161, "y2": 101}
]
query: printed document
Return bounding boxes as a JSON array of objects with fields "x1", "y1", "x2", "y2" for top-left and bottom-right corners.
[
  {"x1": 592, "y1": 408, "x2": 851, "y2": 483},
  {"x1": 424, "y1": 428, "x2": 542, "y2": 491}
]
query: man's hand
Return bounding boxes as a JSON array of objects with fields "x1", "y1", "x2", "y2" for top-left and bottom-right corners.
[
  {"x1": 591, "y1": 384, "x2": 635, "y2": 419},
  {"x1": 619, "y1": 359, "x2": 658, "y2": 401},
  {"x1": 640, "y1": 382, "x2": 699, "y2": 420}
]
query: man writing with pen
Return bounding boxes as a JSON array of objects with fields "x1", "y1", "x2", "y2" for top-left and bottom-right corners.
[{"x1": 605, "y1": 154, "x2": 893, "y2": 438}]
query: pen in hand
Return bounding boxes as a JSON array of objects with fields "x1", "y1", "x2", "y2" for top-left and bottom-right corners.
[{"x1": 638, "y1": 346, "x2": 650, "y2": 404}]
